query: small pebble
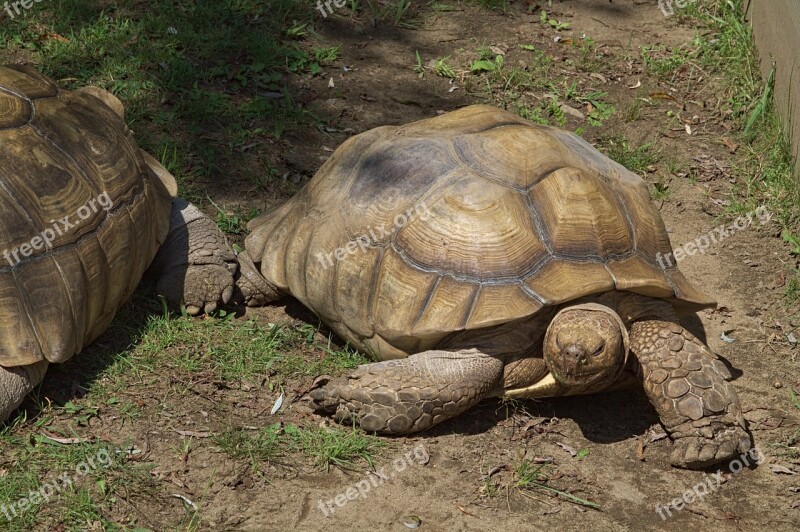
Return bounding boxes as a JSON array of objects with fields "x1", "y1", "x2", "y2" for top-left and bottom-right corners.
[
  {"x1": 774, "y1": 381, "x2": 783, "y2": 389},
  {"x1": 403, "y1": 516, "x2": 422, "y2": 529}
]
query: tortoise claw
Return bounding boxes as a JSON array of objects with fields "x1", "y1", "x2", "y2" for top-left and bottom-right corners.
[{"x1": 670, "y1": 428, "x2": 751, "y2": 469}]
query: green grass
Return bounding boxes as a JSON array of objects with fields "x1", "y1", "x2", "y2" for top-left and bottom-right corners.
[
  {"x1": 0, "y1": 0, "x2": 323, "y2": 199},
  {"x1": 30, "y1": 290, "x2": 370, "y2": 408},
  {"x1": 465, "y1": 43, "x2": 557, "y2": 122},
  {"x1": 1, "y1": 293, "x2": 373, "y2": 525},
  {"x1": 433, "y1": 56, "x2": 457, "y2": 79},
  {"x1": 664, "y1": 0, "x2": 800, "y2": 299},
  {"x1": 641, "y1": 43, "x2": 694, "y2": 82},
  {"x1": 0, "y1": 432, "x2": 157, "y2": 530},
  {"x1": 643, "y1": 1, "x2": 798, "y2": 228},
  {"x1": 132, "y1": 312, "x2": 370, "y2": 384},
  {"x1": 776, "y1": 387, "x2": 800, "y2": 458},
  {"x1": 290, "y1": 423, "x2": 387, "y2": 470},
  {"x1": 550, "y1": 82, "x2": 616, "y2": 127},
  {"x1": 514, "y1": 459, "x2": 599, "y2": 510},
  {"x1": 214, "y1": 205, "x2": 262, "y2": 237},
  {"x1": 212, "y1": 423, "x2": 286, "y2": 473},
  {"x1": 462, "y1": 0, "x2": 511, "y2": 11},
  {"x1": 361, "y1": 0, "x2": 421, "y2": 28},
  {"x1": 213, "y1": 423, "x2": 387, "y2": 474},
  {"x1": 599, "y1": 136, "x2": 660, "y2": 174},
  {"x1": 784, "y1": 273, "x2": 800, "y2": 304}
]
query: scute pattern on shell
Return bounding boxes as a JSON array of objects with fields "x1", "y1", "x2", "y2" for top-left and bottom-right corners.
[
  {"x1": 246, "y1": 105, "x2": 714, "y2": 360},
  {"x1": 0, "y1": 65, "x2": 173, "y2": 366}
]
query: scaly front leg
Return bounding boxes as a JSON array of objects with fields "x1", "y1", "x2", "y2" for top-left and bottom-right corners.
[
  {"x1": 310, "y1": 348, "x2": 504, "y2": 434},
  {"x1": 630, "y1": 320, "x2": 751, "y2": 468}
]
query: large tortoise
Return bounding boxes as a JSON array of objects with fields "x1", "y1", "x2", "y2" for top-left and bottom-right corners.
[
  {"x1": 241, "y1": 105, "x2": 751, "y2": 468},
  {"x1": 0, "y1": 65, "x2": 237, "y2": 420}
]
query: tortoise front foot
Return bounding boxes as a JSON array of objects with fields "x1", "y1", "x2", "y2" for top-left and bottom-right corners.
[
  {"x1": 310, "y1": 349, "x2": 503, "y2": 434},
  {"x1": 232, "y1": 249, "x2": 283, "y2": 307},
  {"x1": 151, "y1": 200, "x2": 238, "y2": 315},
  {"x1": 630, "y1": 320, "x2": 751, "y2": 469}
]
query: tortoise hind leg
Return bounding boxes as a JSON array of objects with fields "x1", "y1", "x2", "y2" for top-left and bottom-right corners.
[
  {"x1": 150, "y1": 199, "x2": 238, "y2": 315},
  {"x1": 0, "y1": 361, "x2": 48, "y2": 422},
  {"x1": 310, "y1": 348, "x2": 504, "y2": 433},
  {"x1": 630, "y1": 320, "x2": 751, "y2": 468}
]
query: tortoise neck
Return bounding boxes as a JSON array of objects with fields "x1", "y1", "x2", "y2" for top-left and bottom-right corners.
[{"x1": 567, "y1": 291, "x2": 678, "y2": 328}]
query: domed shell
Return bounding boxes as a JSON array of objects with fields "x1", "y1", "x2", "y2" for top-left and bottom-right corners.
[
  {"x1": 0, "y1": 65, "x2": 175, "y2": 367},
  {"x1": 246, "y1": 105, "x2": 714, "y2": 360}
]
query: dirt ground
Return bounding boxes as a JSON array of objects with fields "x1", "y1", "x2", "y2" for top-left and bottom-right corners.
[
  {"x1": 5, "y1": 1, "x2": 800, "y2": 531},
  {"x1": 201, "y1": 2, "x2": 799, "y2": 530}
]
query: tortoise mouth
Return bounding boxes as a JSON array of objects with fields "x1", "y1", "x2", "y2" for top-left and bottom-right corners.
[
  {"x1": 547, "y1": 342, "x2": 625, "y2": 387},
  {"x1": 550, "y1": 363, "x2": 615, "y2": 387}
]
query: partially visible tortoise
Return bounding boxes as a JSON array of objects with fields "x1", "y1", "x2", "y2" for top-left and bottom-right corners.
[
  {"x1": 0, "y1": 65, "x2": 238, "y2": 420},
  {"x1": 240, "y1": 105, "x2": 751, "y2": 468}
]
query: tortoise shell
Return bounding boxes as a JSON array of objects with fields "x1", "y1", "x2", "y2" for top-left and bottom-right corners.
[
  {"x1": 246, "y1": 105, "x2": 714, "y2": 360},
  {"x1": 0, "y1": 65, "x2": 174, "y2": 367}
]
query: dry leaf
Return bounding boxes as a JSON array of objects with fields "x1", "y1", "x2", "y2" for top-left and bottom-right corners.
[
  {"x1": 271, "y1": 393, "x2": 285, "y2": 415},
  {"x1": 720, "y1": 137, "x2": 739, "y2": 153},
  {"x1": 173, "y1": 430, "x2": 211, "y2": 438},
  {"x1": 41, "y1": 33, "x2": 69, "y2": 43},
  {"x1": 556, "y1": 442, "x2": 577, "y2": 457},
  {"x1": 455, "y1": 504, "x2": 476, "y2": 517},
  {"x1": 41, "y1": 436, "x2": 89, "y2": 445},
  {"x1": 560, "y1": 104, "x2": 585, "y2": 120},
  {"x1": 650, "y1": 92, "x2": 675, "y2": 101},
  {"x1": 636, "y1": 438, "x2": 646, "y2": 461},
  {"x1": 771, "y1": 465, "x2": 798, "y2": 475}
]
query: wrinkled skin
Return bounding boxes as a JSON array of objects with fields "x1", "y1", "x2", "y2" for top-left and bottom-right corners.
[
  {"x1": 0, "y1": 362, "x2": 48, "y2": 422},
  {"x1": 311, "y1": 294, "x2": 752, "y2": 469},
  {"x1": 149, "y1": 199, "x2": 238, "y2": 316}
]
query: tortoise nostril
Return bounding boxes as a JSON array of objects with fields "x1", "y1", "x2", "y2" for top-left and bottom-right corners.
[{"x1": 565, "y1": 344, "x2": 585, "y2": 364}]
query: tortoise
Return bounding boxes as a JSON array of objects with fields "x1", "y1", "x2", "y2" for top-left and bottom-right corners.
[
  {"x1": 241, "y1": 105, "x2": 751, "y2": 468},
  {"x1": 0, "y1": 65, "x2": 237, "y2": 421}
]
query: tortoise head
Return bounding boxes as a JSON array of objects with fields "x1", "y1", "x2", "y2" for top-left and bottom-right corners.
[{"x1": 543, "y1": 303, "x2": 629, "y2": 390}]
